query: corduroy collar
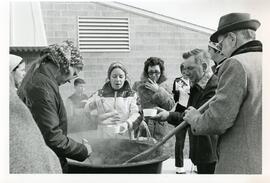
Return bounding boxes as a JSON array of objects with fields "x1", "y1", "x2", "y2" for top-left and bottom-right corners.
[
  {"x1": 214, "y1": 40, "x2": 262, "y2": 75},
  {"x1": 231, "y1": 40, "x2": 262, "y2": 57}
]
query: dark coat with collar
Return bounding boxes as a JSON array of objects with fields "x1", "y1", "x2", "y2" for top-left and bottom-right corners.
[
  {"x1": 168, "y1": 75, "x2": 218, "y2": 165},
  {"x1": 19, "y1": 61, "x2": 88, "y2": 172}
]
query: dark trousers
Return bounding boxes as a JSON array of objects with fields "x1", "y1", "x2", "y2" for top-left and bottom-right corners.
[
  {"x1": 174, "y1": 125, "x2": 188, "y2": 167},
  {"x1": 59, "y1": 157, "x2": 68, "y2": 173},
  {"x1": 197, "y1": 162, "x2": 216, "y2": 174}
]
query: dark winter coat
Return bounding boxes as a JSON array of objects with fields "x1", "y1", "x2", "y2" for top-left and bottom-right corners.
[
  {"x1": 10, "y1": 76, "x2": 62, "y2": 173},
  {"x1": 19, "y1": 62, "x2": 89, "y2": 172},
  {"x1": 167, "y1": 74, "x2": 218, "y2": 165}
]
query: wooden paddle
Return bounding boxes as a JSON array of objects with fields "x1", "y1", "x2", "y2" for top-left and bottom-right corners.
[{"x1": 122, "y1": 96, "x2": 215, "y2": 164}]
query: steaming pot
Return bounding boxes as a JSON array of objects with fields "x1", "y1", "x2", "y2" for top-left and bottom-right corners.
[{"x1": 67, "y1": 133, "x2": 169, "y2": 173}]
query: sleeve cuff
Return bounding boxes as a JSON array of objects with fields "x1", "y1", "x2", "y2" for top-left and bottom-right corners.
[
  {"x1": 127, "y1": 113, "x2": 140, "y2": 126},
  {"x1": 167, "y1": 112, "x2": 184, "y2": 126}
]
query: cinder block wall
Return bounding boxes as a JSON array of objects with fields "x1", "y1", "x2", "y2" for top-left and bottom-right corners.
[{"x1": 40, "y1": 2, "x2": 210, "y2": 100}]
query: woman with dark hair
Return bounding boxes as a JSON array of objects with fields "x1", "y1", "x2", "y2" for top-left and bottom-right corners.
[{"x1": 133, "y1": 57, "x2": 175, "y2": 142}]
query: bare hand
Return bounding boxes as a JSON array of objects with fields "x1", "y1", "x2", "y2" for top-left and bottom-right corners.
[
  {"x1": 118, "y1": 122, "x2": 128, "y2": 135},
  {"x1": 144, "y1": 78, "x2": 159, "y2": 92},
  {"x1": 98, "y1": 111, "x2": 120, "y2": 125},
  {"x1": 183, "y1": 106, "x2": 201, "y2": 126},
  {"x1": 149, "y1": 107, "x2": 169, "y2": 121}
]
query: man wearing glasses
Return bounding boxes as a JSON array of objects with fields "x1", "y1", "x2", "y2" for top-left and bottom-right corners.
[
  {"x1": 207, "y1": 41, "x2": 227, "y2": 73},
  {"x1": 183, "y1": 13, "x2": 262, "y2": 174}
]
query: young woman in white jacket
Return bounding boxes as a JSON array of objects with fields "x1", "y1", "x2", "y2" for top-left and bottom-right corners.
[{"x1": 84, "y1": 62, "x2": 140, "y2": 139}]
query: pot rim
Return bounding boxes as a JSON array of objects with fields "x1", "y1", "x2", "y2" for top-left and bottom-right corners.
[
  {"x1": 68, "y1": 154, "x2": 170, "y2": 168},
  {"x1": 67, "y1": 136, "x2": 170, "y2": 168}
]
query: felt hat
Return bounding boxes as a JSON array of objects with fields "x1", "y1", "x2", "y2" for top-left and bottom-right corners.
[{"x1": 210, "y1": 13, "x2": 260, "y2": 42}]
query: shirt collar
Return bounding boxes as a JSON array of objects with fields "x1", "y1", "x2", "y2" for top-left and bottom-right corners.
[
  {"x1": 180, "y1": 77, "x2": 190, "y2": 87},
  {"x1": 214, "y1": 57, "x2": 227, "y2": 75}
]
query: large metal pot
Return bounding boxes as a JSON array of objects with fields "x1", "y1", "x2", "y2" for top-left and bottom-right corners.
[{"x1": 67, "y1": 133, "x2": 170, "y2": 174}]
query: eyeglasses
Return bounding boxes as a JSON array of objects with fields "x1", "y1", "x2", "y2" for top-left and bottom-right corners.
[
  {"x1": 208, "y1": 46, "x2": 220, "y2": 54},
  {"x1": 148, "y1": 71, "x2": 161, "y2": 75},
  {"x1": 217, "y1": 33, "x2": 229, "y2": 49}
]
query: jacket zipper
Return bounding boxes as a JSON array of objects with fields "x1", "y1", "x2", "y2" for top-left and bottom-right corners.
[{"x1": 114, "y1": 91, "x2": 117, "y2": 110}]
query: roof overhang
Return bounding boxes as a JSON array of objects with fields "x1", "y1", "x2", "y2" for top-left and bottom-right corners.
[
  {"x1": 10, "y1": 46, "x2": 47, "y2": 53},
  {"x1": 97, "y1": 1, "x2": 215, "y2": 35}
]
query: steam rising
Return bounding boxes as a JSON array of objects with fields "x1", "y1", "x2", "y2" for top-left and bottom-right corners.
[{"x1": 68, "y1": 132, "x2": 164, "y2": 165}]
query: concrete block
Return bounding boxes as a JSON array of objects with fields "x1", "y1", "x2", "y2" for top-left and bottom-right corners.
[
  {"x1": 62, "y1": 24, "x2": 75, "y2": 31},
  {"x1": 40, "y1": 2, "x2": 54, "y2": 10},
  {"x1": 55, "y1": 31, "x2": 68, "y2": 37},
  {"x1": 67, "y1": 3, "x2": 85, "y2": 10},
  {"x1": 46, "y1": 10, "x2": 60, "y2": 17},
  {"x1": 54, "y1": 3, "x2": 68, "y2": 10},
  {"x1": 61, "y1": 10, "x2": 80, "y2": 17}
]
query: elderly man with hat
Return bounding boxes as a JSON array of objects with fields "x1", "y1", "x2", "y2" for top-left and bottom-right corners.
[
  {"x1": 18, "y1": 40, "x2": 92, "y2": 173},
  {"x1": 184, "y1": 13, "x2": 262, "y2": 174}
]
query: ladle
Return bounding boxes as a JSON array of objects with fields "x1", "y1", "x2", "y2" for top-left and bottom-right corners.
[{"x1": 123, "y1": 96, "x2": 215, "y2": 164}]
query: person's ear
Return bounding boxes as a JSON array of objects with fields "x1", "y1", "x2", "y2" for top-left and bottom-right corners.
[
  {"x1": 202, "y1": 63, "x2": 207, "y2": 72},
  {"x1": 229, "y1": 32, "x2": 237, "y2": 48}
]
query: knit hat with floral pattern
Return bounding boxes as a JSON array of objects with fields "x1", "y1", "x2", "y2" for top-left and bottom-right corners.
[{"x1": 40, "y1": 40, "x2": 83, "y2": 74}]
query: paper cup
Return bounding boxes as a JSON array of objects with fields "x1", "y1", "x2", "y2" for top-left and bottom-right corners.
[{"x1": 143, "y1": 108, "x2": 157, "y2": 117}]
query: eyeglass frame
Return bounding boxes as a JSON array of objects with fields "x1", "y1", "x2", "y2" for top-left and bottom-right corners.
[
  {"x1": 208, "y1": 46, "x2": 221, "y2": 54},
  {"x1": 217, "y1": 31, "x2": 239, "y2": 55},
  {"x1": 147, "y1": 71, "x2": 161, "y2": 76},
  {"x1": 216, "y1": 33, "x2": 230, "y2": 49}
]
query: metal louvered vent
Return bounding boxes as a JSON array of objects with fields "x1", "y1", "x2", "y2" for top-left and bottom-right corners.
[{"x1": 78, "y1": 17, "x2": 130, "y2": 52}]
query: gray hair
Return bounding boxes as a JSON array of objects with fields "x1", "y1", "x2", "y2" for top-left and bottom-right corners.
[
  {"x1": 182, "y1": 49, "x2": 213, "y2": 73},
  {"x1": 183, "y1": 49, "x2": 211, "y2": 65},
  {"x1": 233, "y1": 29, "x2": 256, "y2": 41}
]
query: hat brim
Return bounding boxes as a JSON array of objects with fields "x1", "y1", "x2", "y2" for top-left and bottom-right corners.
[{"x1": 210, "y1": 19, "x2": 260, "y2": 42}]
